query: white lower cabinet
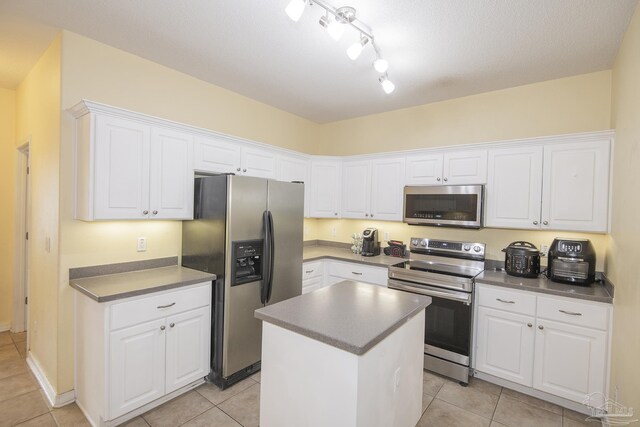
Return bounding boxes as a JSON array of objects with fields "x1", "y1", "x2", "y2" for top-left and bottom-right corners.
[
  {"x1": 302, "y1": 259, "x2": 388, "y2": 292},
  {"x1": 474, "y1": 283, "x2": 611, "y2": 405},
  {"x1": 75, "y1": 282, "x2": 211, "y2": 425}
]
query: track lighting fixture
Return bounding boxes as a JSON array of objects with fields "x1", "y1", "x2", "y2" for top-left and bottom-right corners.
[{"x1": 284, "y1": 0, "x2": 396, "y2": 94}]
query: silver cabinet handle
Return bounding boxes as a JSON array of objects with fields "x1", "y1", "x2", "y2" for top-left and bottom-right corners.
[
  {"x1": 496, "y1": 298, "x2": 515, "y2": 304},
  {"x1": 527, "y1": 323, "x2": 533, "y2": 327},
  {"x1": 157, "y1": 302, "x2": 176, "y2": 309},
  {"x1": 538, "y1": 325, "x2": 544, "y2": 330},
  {"x1": 152, "y1": 210, "x2": 158, "y2": 215},
  {"x1": 543, "y1": 221, "x2": 549, "y2": 225},
  {"x1": 236, "y1": 167, "x2": 241, "y2": 172},
  {"x1": 436, "y1": 177, "x2": 441, "y2": 181},
  {"x1": 143, "y1": 210, "x2": 149, "y2": 215},
  {"x1": 170, "y1": 322, "x2": 175, "y2": 328},
  {"x1": 443, "y1": 177, "x2": 448, "y2": 182},
  {"x1": 305, "y1": 270, "x2": 314, "y2": 274},
  {"x1": 533, "y1": 221, "x2": 539, "y2": 225},
  {"x1": 351, "y1": 271, "x2": 363, "y2": 275},
  {"x1": 160, "y1": 325, "x2": 166, "y2": 331},
  {"x1": 559, "y1": 309, "x2": 582, "y2": 316}
]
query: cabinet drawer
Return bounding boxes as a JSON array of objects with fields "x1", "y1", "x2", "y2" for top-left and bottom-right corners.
[
  {"x1": 302, "y1": 261, "x2": 323, "y2": 280},
  {"x1": 327, "y1": 261, "x2": 388, "y2": 286},
  {"x1": 110, "y1": 283, "x2": 211, "y2": 331},
  {"x1": 536, "y1": 296, "x2": 610, "y2": 331},
  {"x1": 302, "y1": 276, "x2": 325, "y2": 294},
  {"x1": 476, "y1": 284, "x2": 536, "y2": 316}
]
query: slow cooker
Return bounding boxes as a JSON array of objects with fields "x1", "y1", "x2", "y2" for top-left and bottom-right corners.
[{"x1": 502, "y1": 241, "x2": 541, "y2": 278}]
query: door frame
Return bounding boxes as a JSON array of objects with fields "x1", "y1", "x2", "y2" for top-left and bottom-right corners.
[{"x1": 13, "y1": 140, "x2": 30, "y2": 333}]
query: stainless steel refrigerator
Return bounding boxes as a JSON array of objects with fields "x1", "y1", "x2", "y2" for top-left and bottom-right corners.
[{"x1": 182, "y1": 175, "x2": 303, "y2": 389}]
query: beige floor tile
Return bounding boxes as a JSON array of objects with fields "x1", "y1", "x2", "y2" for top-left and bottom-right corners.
[
  {"x1": 0, "y1": 389, "x2": 49, "y2": 427},
  {"x1": 0, "y1": 372, "x2": 39, "y2": 402},
  {"x1": 563, "y1": 407, "x2": 594, "y2": 422},
  {"x1": 16, "y1": 340, "x2": 27, "y2": 359},
  {"x1": 436, "y1": 381, "x2": 500, "y2": 419},
  {"x1": 0, "y1": 332, "x2": 12, "y2": 346},
  {"x1": 490, "y1": 422, "x2": 509, "y2": 427},
  {"x1": 417, "y1": 398, "x2": 491, "y2": 427},
  {"x1": 422, "y1": 392, "x2": 434, "y2": 414},
  {"x1": 467, "y1": 376, "x2": 502, "y2": 397},
  {"x1": 196, "y1": 377, "x2": 256, "y2": 405},
  {"x1": 0, "y1": 343, "x2": 19, "y2": 362},
  {"x1": 0, "y1": 354, "x2": 28, "y2": 381},
  {"x1": 501, "y1": 387, "x2": 563, "y2": 415},
  {"x1": 250, "y1": 371, "x2": 261, "y2": 382},
  {"x1": 51, "y1": 402, "x2": 91, "y2": 426},
  {"x1": 218, "y1": 382, "x2": 261, "y2": 427},
  {"x1": 182, "y1": 407, "x2": 242, "y2": 427},
  {"x1": 118, "y1": 416, "x2": 150, "y2": 427},
  {"x1": 11, "y1": 332, "x2": 27, "y2": 343},
  {"x1": 143, "y1": 391, "x2": 213, "y2": 427},
  {"x1": 563, "y1": 416, "x2": 602, "y2": 426},
  {"x1": 493, "y1": 394, "x2": 562, "y2": 427},
  {"x1": 14, "y1": 412, "x2": 57, "y2": 427},
  {"x1": 422, "y1": 369, "x2": 448, "y2": 396}
]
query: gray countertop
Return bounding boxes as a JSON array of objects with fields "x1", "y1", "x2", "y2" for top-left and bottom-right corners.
[
  {"x1": 255, "y1": 280, "x2": 431, "y2": 355},
  {"x1": 475, "y1": 269, "x2": 613, "y2": 304},
  {"x1": 303, "y1": 245, "x2": 405, "y2": 267},
  {"x1": 70, "y1": 266, "x2": 215, "y2": 303}
]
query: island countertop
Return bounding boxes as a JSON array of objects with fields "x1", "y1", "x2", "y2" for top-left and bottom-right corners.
[{"x1": 255, "y1": 280, "x2": 431, "y2": 355}]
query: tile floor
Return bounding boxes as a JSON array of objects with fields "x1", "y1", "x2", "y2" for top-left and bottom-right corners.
[{"x1": 0, "y1": 331, "x2": 600, "y2": 426}]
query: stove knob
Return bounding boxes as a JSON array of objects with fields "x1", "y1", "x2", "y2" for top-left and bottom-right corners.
[
  {"x1": 463, "y1": 244, "x2": 471, "y2": 251},
  {"x1": 473, "y1": 245, "x2": 482, "y2": 253},
  {"x1": 421, "y1": 240, "x2": 427, "y2": 247},
  {"x1": 411, "y1": 239, "x2": 419, "y2": 246}
]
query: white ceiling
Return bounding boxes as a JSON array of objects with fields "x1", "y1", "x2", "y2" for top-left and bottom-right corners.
[{"x1": 0, "y1": 0, "x2": 637, "y2": 123}]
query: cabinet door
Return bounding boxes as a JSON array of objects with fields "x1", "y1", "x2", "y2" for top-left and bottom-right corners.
[
  {"x1": 109, "y1": 318, "x2": 166, "y2": 419},
  {"x1": 443, "y1": 149, "x2": 487, "y2": 185},
  {"x1": 165, "y1": 307, "x2": 211, "y2": 394},
  {"x1": 193, "y1": 136, "x2": 241, "y2": 174},
  {"x1": 405, "y1": 154, "x2": 443, "y2": 185},
  {"x1": 94, "y1": 115, "x2": 151, "y2": 219},
  {"x1": 149, "y1": 127, "x2": 194, "y2": 220},
  {"x1": 371, "y1": 157, "x2": 406, "y2": 221},
  {"x1": 309, "y1": 160, "x2": 341, "y2": 218},
  {"x1": 241, "y1": 146, "x2": 276, "y2": 178},
  {"x1": 475, "y1": 307, "x2": 535, "y2": 387},
  {"x1": 302, "y1": 276, "x2": 324, "y2": 294},
  {"x1": 485, "y1": 146, "x2": 543, "y2": 229},
  {"x1": 341, "y1": 160, "x2": 371, "y2": 219},
  {"x1": 277, "y1": 155, "x2": 310, "y2": 217},
  {"x1": 534, "y1": 319, "x2": 607, "y2": 403},
  {"x1": 541, "y1": 140, "x2": 610, "y2": 232}
]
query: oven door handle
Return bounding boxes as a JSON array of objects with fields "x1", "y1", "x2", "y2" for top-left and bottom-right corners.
[{"x1": 387, "y1": 279, "x2": 471, "y2": 304}]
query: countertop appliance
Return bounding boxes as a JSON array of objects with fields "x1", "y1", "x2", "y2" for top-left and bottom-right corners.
[
  {"x1": 403, "y1": 185, "x2": 484, "y2": 229},
  {"x1": 548, "y1": 238, "x2": 596, "y2": 285},
  {"x1": 182, "y1": 175, "x2": 304, "y2": 389},
  {"x1": 361, "y1": 228, "x2": 381, "y2": 257},
  {"x1": 388, "y1": 237, "x2": 486, "y2": 384},
  {"x1": 502, "y1": 241, "x2": 541, "y2": 278}
]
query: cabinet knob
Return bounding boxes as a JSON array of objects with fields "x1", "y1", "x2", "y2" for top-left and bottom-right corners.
[
  {"x1": 243, "y1": 168, "x2": 247, "y2": 172},
  {"x1": 533, "y1": 221, "x2": 538, "y2": 225},
  {"x1": 437, "y1": 177, "x2": 441, "y2": 182},
  {"x1": 370, "y1": 214, "x2": 374, "y2": 218},
  {"x1": 143, "y1": 210, "x2": 149, "y2": 215},
  {"x1": 236, "y1": 167, "x2": 241, "y2": 172},
  {"x1": 443, "y1": 177, "x2": 448, "y2": 182},
  {"x1": 334, "y1": 212, "x2": 338, "y2": 216},
  {"x1": 543, "y1": 221, "x2": 549, "y2": 225},
  {"x1": 365, "y1": 213, "x2": 369, "y2": 217},
  {"x1": 152, "y1": 210, "x2": 158, "y2": 215},
  {"x1": 170, "y1": 322, "x2": 175, "y2": 328},
  {"x1": 160, "y1": 325, "x2": 166, "y2": 331},
  {"x1": 527, "y1": 323, "x2": 533, "y2": 328},
  {"x1": 538, "y1": 325, "x2": 544, "y2": 330}
]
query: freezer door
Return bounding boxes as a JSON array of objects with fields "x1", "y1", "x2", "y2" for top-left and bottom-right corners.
[
  {"x1": 267, "y1": 180, "x2": 304, "y2": 305},
  {"x1": 223, "y1": 176, "x2": 268, "y2": 377}
]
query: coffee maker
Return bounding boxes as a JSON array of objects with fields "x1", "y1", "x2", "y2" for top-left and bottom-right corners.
[{"x1": 362, "y1": 228, "x2": 381, "y2": 257}]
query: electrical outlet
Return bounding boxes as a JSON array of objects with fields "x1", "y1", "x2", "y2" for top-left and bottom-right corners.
[
  {"x1": 331, "y1": 227, "x2": 336, "y2": 237},
  {"x1": 384, "y1": 231, "x2": 389, "y2": 241},
  {"x1": 137, "y1": 237, "x2": 147, "y2": 252},
  {"x1": 45, "y1": 236, "x2": 51, "y2": 253},
  {"x1": 540, "y1": 244, "x2": 550, "y2": 256},
  {"x1": 393, "y1": 367, "x2": 401, "y2": 392}
]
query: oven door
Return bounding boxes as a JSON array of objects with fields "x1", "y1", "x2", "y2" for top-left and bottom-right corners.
[{"x1": 388, "y1": 279, "x2": 472, "y2": 366}]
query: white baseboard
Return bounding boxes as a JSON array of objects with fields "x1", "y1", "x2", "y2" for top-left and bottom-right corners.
[
  {"x1": 26, "y1": 352, "x2": 76, "y2": 408},
  {"x1": 0, "y1": 322, "x2": 10, "y2": 332}
]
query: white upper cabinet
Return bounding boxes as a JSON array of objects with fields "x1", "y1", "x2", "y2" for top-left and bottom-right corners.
[
  {"x1": 341, "y1": 160, "x2": 371, "y2": 219},
  {"x1": 310, "y1": 160, "x2": 341, "y2": 218},
  {"x1": 485, "y1": 146, "x2": 544, "y2": 229},
  {"x1": 193, "y1": 135, "x2": 241, "y2": 174},
  {"x1": 405, "y1": 149, "x2": 487, "y2": 185},
  {"x1": 277, "y1": 155, "x2": 311, "y2": 217},
  {"x1": 241, "y1": 146, "x2": 277, "y2": 178},
  {"x1": 371, "y1": 157, "x2": 406, "y2": 221},
  {"x1": 542, "y1": 140, "x2": 610, "y2": 232},
  {"x1": 75, "y1": 113, "x2": 193, "y2": 221}
]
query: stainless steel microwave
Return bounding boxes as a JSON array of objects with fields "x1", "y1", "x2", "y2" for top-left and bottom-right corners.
[{"x1": 403, "y1": 185, "x2": 484, "y2": 228}]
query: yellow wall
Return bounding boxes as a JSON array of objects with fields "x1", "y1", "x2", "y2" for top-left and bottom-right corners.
[
  {"x1": 317, "y1": 71, "x2": 612, "y2": 155},
  {"x1": 15, "y1": 35, "x2": 62, "y2": 390},
  {"x1": 0, "y1": 88, "x2": 16, "y2": 329},
  {"x1": 608, "y1": 4, "x2": 640, "y2": 415}
]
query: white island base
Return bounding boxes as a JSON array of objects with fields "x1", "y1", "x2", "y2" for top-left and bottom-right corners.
[{"x1": 259, "y1": 311, "x2": 425, "y2": 427}]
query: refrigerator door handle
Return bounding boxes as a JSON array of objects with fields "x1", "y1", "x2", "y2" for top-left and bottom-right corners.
[
  {"x1": 261, "y1": 210, "x2": 271, "y2": 305},
  {"x1": 266, "y1": 211, "x2": 275, "y2": 303}
]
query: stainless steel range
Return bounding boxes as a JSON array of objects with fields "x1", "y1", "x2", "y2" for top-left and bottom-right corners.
[{"x1": 388, "y1": 237, "x2": 485, "y2": 384}]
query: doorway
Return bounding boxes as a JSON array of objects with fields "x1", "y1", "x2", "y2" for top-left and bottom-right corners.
[{"x1": 13, "y1": 142, "x2": 30, "y2": 335}]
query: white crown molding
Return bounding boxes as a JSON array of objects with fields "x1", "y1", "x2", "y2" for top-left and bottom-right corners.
[{"x1": 27, "y1": 353, "x2": 76, "y2": 408}]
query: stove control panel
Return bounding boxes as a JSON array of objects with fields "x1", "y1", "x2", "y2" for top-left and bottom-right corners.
[{"x1": 410, "y1": 237, "x2": 486, "y2": 259}]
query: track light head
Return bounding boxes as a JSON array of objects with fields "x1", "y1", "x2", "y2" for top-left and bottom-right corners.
[
  {"x1": 285, "y1": 0, "x2": 307, "y2": 22},
  {"x1": 347, "y1": 35, "x2": 369, "y2": 60},
  {"x1": 373, "y1": 58, "x2": 389, "y2": 73},
  {"x1": 319, "y1": 13, "x2": 344, "y2": 41},
  {"x1": 379, "y1": 75, "x2": 395, "y2": 94}
]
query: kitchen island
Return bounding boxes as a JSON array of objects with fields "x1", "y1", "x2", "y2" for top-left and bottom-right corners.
[{"x1": 255, "y1": 280, "x2": 431, "y2": 427}]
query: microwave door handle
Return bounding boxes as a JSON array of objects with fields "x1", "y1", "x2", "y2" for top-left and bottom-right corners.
[{"x1": 387, "y1": 279, "x2": 471, "y2": 304}]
